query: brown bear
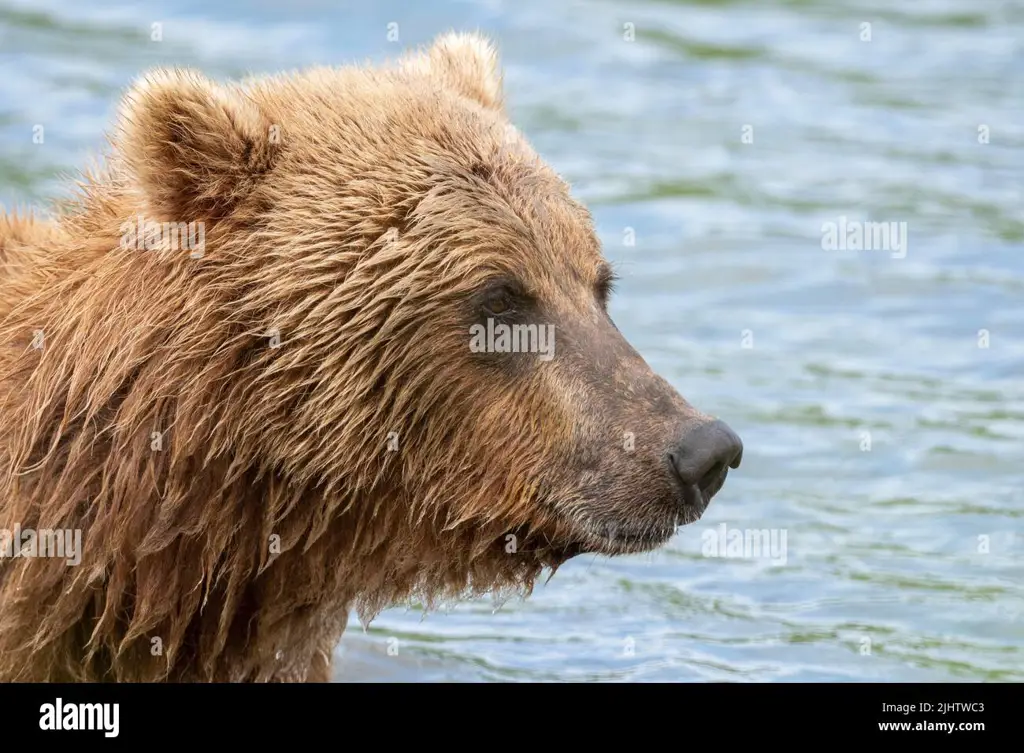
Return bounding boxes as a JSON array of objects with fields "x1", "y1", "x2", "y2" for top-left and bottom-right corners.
[{"x1": 0, "y1": 32, "x2": 742, "y2": 682}]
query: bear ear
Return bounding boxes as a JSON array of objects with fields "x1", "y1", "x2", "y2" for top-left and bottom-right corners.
[
  {"x1": 116, "y1": 68, "x2": 276, "y2": 222},
  {"x1": 403, "y1": 31, "x2": 504, "y2": 112}
]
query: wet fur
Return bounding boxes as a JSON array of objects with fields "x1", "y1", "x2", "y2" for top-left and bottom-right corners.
[
  {"x1": 0, "y1": 34, "x2": 591, "y2": 682},
  {"x1": 0, "y1": 32, "x2": 704, "y2": 682}
]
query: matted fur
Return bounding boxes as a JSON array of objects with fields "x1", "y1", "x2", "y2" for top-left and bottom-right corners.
[
  {"x1": 0, "y1": 32, "x2": 726, "y2": 682},
  {"x1": 0, "y1": 33, "x2": 591, "y2": 682}
]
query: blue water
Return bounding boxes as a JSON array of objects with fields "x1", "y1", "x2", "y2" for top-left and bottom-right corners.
[{"x1": 1, "y1": 0, "x2": 1021, "y2": 681}]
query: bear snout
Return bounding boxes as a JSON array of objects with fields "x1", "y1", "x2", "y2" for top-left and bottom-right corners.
[{"x1": 665, "y1": 418, "x2": 744, "y2": 515}]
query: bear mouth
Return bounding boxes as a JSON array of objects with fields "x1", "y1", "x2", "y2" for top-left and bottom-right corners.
[
  {"x1": 549, "y1": 470, "x2": 731, "y2": 563},
  {"x1": 554, "y1": 512, "x2": 693, "y2": 561}
]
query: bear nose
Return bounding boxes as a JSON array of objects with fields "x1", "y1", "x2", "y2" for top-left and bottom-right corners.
[{"x1": 666, "y1": 419, "x2": 743, "y2": 496}]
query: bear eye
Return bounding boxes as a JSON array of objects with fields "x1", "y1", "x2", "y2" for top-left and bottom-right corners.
[{"x1": 481, "y1": 285, "x2": 516, "y2": 316}]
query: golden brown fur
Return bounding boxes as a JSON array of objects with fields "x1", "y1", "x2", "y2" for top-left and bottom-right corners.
[{"x1": 0, "y1": 32, "x2": 734, "y2": 682}]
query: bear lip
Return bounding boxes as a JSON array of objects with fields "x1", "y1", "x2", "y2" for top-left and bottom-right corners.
[
  {"x1": 560, "y1": 516, "x2": 683, "y2": 559},
  {"x1": 547, "y1": 477, "x2": 732, "y2": 561}
]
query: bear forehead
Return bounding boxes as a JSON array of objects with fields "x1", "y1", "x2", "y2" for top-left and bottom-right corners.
[{"x1": 244, "y1": 69, "x2": 605, "y2": 276}]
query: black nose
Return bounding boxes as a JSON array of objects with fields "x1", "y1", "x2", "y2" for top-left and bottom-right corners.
[{"x1": 666, "y1": 419, "x2": 743, "y2": 497}]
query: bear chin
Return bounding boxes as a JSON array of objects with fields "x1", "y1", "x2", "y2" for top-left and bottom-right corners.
[{"x1": 552, "y1": 517, "x2": 694, "y2": 561}]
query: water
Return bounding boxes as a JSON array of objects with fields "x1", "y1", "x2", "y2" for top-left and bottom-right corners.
[{"x1": 1, "y1": 0, "x2": 1021, "y2": 682}]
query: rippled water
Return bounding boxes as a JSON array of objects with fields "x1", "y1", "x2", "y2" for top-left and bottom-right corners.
[{"x1": 1, "y1": 0, "x2": 1021, "y2": 681}]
